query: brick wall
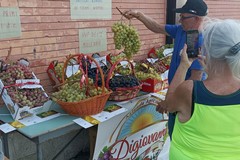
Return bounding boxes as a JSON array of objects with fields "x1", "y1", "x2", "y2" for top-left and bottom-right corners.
[
  {"x1": 0, "y1": 0, "x2": 166, "y2": 93},
  {"x1": 0, "y1": 0, "x2": 239, "y2": 93},
  {"x1": 206, "y1": 0, "x2": 240, "y2": 19}
]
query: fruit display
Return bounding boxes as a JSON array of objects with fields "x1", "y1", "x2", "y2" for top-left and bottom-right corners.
[
  {"x1": 135, "y1": 63, "x2": 162, "y2": 81},
  {"x1": 0, "y1": 62, "x2": 49, "y2": 108},
  {"x1": 0, "y1": 63, "x2": 33, "y2": 86},
  {"x1": 134, "y1": 62, "x2": 163, "y2": 93},
  {"x1": 160, "y1": 55, "x2": 171, "y2": 67},
  {"x1": 139, "y1": 59, "x2": 169, "y2": 74},
  {"x1": 108, "y1": 75, "x2": 140, "y2": 91},
  {"x1": 107, "y1": 52, "x2": 126, "y2": 65},
  {"x1": 155, "y1": 44, "x2": 174, "y2": 59},
  {"x1": 7, "y1": 87, "x2": 48, "y2": 108},
  {"x1": 47, "y1": 58, "x2": 84, "y2": 86},
  {"x1": 53, "y1": 62, "x2": 64, "y2": 81},
  {"x1": 114, "y1": 63, "x2": 132, "y2": 76},
  {"x1": 51, "y1": 78, "x2": 109, "y2": 102},
  {"x1": 111, "y1": 21, "x2": 141, "y2": 59},
  {"x1": 81, "y1": 57, "x2": 110, "y2": 86},
  {"x1": 147, "y1": 44, "x2": 173, "y2": 68},
  {"x1": 50, "y1": 54, "x2": 112, "y2": 116},
  {"x1": 0, "y1": 60, "x2": 50, "y2": 120},
  {"x1": 106, "y1": 59, "x2": 142, "y2": 101}
]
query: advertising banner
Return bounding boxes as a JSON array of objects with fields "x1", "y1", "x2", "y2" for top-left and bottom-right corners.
[{"x1": 93, "y1": 94, "x2": 168, "y2": 160}]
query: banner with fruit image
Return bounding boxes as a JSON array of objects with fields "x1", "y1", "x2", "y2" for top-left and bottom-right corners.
[{"x1": 93, "y1": 94, "x2": 168, "y2": 160}]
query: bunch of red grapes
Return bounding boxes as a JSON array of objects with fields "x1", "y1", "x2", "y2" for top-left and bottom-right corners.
[
  {"x1": 0, "y1": 63, "x2": 48, "y2": 108},
  {"x1": 0, "y1": 63, "x2": 33, "y2": 86},
  {"x1": 7, "y1": 87, "x2": 48, "y2": 108}
]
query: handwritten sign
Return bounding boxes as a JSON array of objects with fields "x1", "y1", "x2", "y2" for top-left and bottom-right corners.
[
  {"x1": 79, "y1": 28, "x2": 107, "y2": 54},
  {"x1": 0, "y1": 7, "x2": 21, "y2": 39},
  {"x1": 70, "y1": 0, "x2": 112, "y2": 19}
]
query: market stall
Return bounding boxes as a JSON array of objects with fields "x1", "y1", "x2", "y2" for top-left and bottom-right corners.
[
  {"x1": 0, "y1": 2, "x2": 171, "y2": 159},
  {"x1": 0, "y1": 43, "x2": 171, "y2": 160},
  {"x1": 0, "y1": 91, "x2": 169, "y2": 160}
]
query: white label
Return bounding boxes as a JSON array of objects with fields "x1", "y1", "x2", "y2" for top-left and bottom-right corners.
[
  {"x1": 0, "y1": 123, "x2": 16, "y2": 133},
  {"x1": 91, "y1": 56, "x2": 107, "y2": 68},
  {"x1": 163, "y1": 48, "x2": 173, "y2": 56},
  {"x1": 73, "y1": 118, "x2": 93, "y2": 129},
  {"x1": 147, "y1": 58, "x2": 158, "y2": 64},
  {"x1": 15, "y1": 79, "x2": 41, "y2": 89},
  {"x1": 66, "y1": 65, "x2": 80, "y2": 78},
  {"x1": 120, "y1": 61, "x2": 129, "y2": 68}
]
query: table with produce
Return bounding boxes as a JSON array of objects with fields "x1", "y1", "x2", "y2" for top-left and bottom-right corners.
[{"x1": 0, "y1": 19, "x2": 172, "y2": 160}]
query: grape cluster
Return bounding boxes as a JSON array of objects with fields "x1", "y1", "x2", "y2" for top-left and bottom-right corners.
[
  {"x1": 51, "y1": 78, "x2": 109, "y2": 102},
  {"x1": 112, "y1": 22, "x2": 141, "y2": 59},
  {"x1": 54, "y1": 62, "x2": 84, "y2": 83},
  {"x1": 7, "y1": 87, "x2": 48, "y2": 108},
  {"x1": 138, "y1": 60, "x2": 169, "y2": 74},
  {"x1": 81, "y1": 58, "x2": 110, "y2": 86},
  {"x1": 156, "y1": 44, "x2": 174, "y2": 59},
  {"x1": 0, "y1": 63, "x2": 33, "y2": 86},
  {"x1": 109, "y1": 52, "x2": 126, "y2": 64},
  {"x1": 135, "y1": 71, "x2": 162, "y2": 81},
  {"x1": 54, "y1": 63, "x2": 64, "y2": 81},
  {"x1": 109, "y1": 75, "x2": 140, "y2": 91}
]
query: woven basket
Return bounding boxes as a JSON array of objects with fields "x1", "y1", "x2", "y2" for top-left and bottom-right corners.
[
  {"x1": 106, "y1": 59, "x2": 142, "y2": 101},
  {"x1": 55, "y1": 54, "x2": 112, "y2": 116}
]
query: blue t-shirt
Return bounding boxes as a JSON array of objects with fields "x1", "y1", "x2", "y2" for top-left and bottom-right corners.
[{"x1": 165, "y1": 25, "x2": 204, "y2": 84}]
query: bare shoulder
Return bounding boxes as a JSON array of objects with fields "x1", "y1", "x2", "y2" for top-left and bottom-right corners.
[{"x1": 167, "y1": 80, "x2": 194, "y2": 113}]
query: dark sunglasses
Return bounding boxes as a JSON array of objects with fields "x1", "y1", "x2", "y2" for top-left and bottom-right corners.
[{"x1": 180, "y1": 15, "x2": 197, "y2": 20}]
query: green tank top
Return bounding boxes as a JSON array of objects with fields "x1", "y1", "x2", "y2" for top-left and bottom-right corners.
[{"x1": 170, "y1": 81, "x2": 240, "y2": 160}]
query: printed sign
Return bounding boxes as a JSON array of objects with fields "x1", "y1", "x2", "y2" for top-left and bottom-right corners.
[
  {"x1": 93, "y1": 95, "x2": 168, "y2": 160},
  {"x1": 79, "y1": 28, "x2": 107, "y2": 54},
  {"x1": 70, "y1": 0, "x2": 112, "y2": 19},
  {"x1": 73, "y1": 104, "x2": 128, "y2": 129},
  {"x1": 0, "y1": 7, "x2": 21, "y2": 39}
]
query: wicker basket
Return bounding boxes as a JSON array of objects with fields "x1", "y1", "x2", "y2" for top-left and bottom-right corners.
[
  {"x1": 106, "y1": 59, "x2": 142, "y2": 101},
  {"x1": 55, "y1": 54, "x2": 112, "y2": 116}
]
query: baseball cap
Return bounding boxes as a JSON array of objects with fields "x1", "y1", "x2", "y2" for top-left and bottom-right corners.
[{"x1": 175, "y1": 0, "x2": 208, "y2": 16}]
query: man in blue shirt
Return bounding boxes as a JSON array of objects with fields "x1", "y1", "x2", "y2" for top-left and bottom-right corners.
[{"x1": 123, "y1": 0, "x2": 208, "y2": 139}]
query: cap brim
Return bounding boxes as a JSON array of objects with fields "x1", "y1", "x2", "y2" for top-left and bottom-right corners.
[{"x1": 174, "y1": 8, "x2": 185, "y2": 13}]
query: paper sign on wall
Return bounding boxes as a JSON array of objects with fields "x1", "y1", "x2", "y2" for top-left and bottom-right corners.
[
  {"x1": 79, "y1": 28, "x2": 107, "y2": 54},
  {"x1": 0, "y1": 7, "x2": 21, "y2": 39},
  {"x1": 70, "y1": 0, "x2": 112, "y2": 19}
]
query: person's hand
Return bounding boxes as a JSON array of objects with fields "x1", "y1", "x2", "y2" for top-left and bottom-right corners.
[
  {"x1": 122, "y1": 10, "x2": 140, "y2": 19},
  {"x1": 180, "y1": 44, "x2": 194, "y2": 68},
  {"x1": 156, "y1": 100, "x2": 168, "y2": 114}
]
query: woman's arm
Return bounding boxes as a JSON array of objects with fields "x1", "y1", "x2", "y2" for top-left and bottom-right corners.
[{"x1": 165, "y1": 45, "x2": 193, "y2": 115}]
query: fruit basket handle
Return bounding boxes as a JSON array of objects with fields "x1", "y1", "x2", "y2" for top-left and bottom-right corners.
[{"x1": 61, "y1": 53, "x2": 106, "y2": 94}]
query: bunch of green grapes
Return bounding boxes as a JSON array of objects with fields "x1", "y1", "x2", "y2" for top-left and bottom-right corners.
[
  {"x1": 54, "y1": 63, "x2": 83, "y2": 82},
  {"x1": 135, "y1": 71, "x2": 162, "y2": 81},
  {"x1": 110, "y1": 52, "x2": 126, "y2": 64},
  {"x1": 51, "y1": 78, "x2": 109, "y2": 102},
  {"x1": 112, "y1": 22, "x2": 141, "y2": 59},
  {"x1": 54, "y1": 63, "x2": 64, "y2": 80},
  {"x1": 156, "y1": 44, "x2": 174, "y2": 59}
]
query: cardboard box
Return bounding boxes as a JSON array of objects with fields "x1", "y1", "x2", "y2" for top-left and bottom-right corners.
[
  {"x1": 0, "y1": 79, "x2": 51, "y2": 120},
  {"x1": 141, "y1": 78, "x2": 163, "y2": 93}
]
